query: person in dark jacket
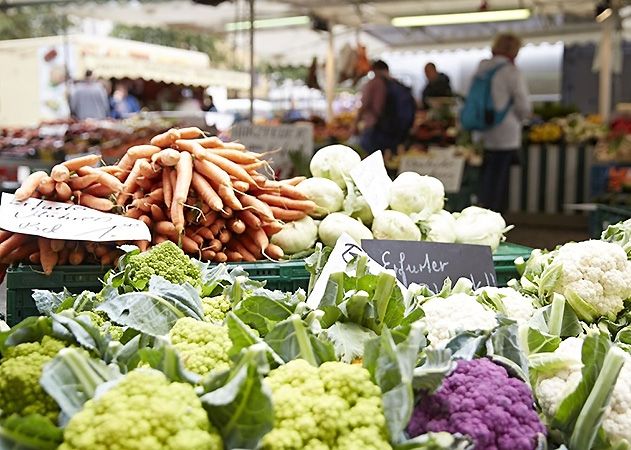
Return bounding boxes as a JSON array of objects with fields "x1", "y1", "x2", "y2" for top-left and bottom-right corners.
[{"x1": 421, "y1": 63, "x2": 452, "y2": 109}]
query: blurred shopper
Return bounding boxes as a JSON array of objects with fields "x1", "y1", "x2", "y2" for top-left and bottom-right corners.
[
  {"x1": 69, "y1": 70, "x2": 109, "y2": 120},
  {"x1": 110, "y1": 82, "x2": 140, "y2": 119},
  {"x1": 204, "y1": 94, "x2": 218, "y2": 112},
  {"x1": 355, "y1": 60, "x2": 415, "y2": 154},
  {"x1": 476, "y1": 33, "x2": 531, "y2": 212},
  {"x1": 177, "y1": 89, "x2": 202, "y2": 112},
  {"x1": 421, "y1": 63, "x2": 452, "y2": 109}
]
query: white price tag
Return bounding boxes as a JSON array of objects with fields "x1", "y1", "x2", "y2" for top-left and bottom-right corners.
[
  {"x1": 350, "y1": 151, "x2": 392, "y2": 217},
  {"x1": 0, "y1": 193, "x2": 151, "y2": 242},
  {"x1": 306, "y1": 233, "x2": 404, "y2": 308}
]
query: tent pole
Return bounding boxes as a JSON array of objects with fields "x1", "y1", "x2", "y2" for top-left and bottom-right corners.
[
  {"x1": 249, "y1": 0, "x2": 255, "y2": 122},
  {"x1": 325, "y1": 29, "x2": 335, "y2": 122},
  {"x1": 598, "y1": 15, "x2": 613, "y2": 121}
]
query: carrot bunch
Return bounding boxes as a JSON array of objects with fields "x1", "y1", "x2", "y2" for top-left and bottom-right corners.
[{"x1": 0, "y1": 126, "x2": 316, "y2": 272}]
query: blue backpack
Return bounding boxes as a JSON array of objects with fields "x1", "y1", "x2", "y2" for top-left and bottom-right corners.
[
  {"x1": 376, "y1": 79, "x2": 416, "y2": 142},
  {"x1": 460, "y1": 63, "x2": 512, "y2": 131}
]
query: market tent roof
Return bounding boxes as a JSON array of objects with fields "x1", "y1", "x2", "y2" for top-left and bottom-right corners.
[
  {"x1": 62, "y1": 0, "x2": 630, "y2": 65},
  {"x1": 0, "y1": 34, "x2": 250, "y2": 89}
]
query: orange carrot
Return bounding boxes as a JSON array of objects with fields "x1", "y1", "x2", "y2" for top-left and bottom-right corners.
[
  {"x1": 38, "y1": 238, "x2": 58, "y2": 275},
  {"x1": 239, "y1": 194, "x2": 274, "y2": 222},
  {"x1": 155, "y1": 221, "x2": 177, "y2": 237},
  {"x1": 51, "y1": 164, "x2": 70, "y2": 182},
  {"x1": 0, "y1": 233, "x2": 31, "y2": 258},
  {"x1": 220, "y1": 207, "x2": 233, "y2": 219},
  {"x1": 229, "y1": 241, "x2": 257, "y2": 262},
  {"x1": 29, "y1": 252, "x2": 41, "y2": 264},
  {"x1": 50, "y1": 239, "x2": 65, "y2": 253},
  {"x1": 62, "y1": 154, "x2": 101, "y2": 172},
  {"x1": 117, "y1": 153, "x2": 133, "y2": 172},
  {"x1": 201, "y1": 249, "x2": 216, "y2": 261},
  {"x1": 178, "y1": 127, "x2": 205, "y2": 139},
  {"x1": 280, "y1": 176, "x2": 307, "y2": 186},
  {"x1": 269, "y1": 206, "x2": 307, "y2": 221},
  {"x1": 203, "y1": 152, "x2": 257, "y2": 185},
  {"x1": 247, "y1": 227, "x2": 269, "y2": 252},
  {"x1": 148, "y1": 188, "x2": 164, "y2": 202},
  {"x1": 239, "y1": 234, "x2": 263, "y2": 259},
  {"x1": 151, "y1": 148, "x2": 180, "y2": 167},
  {"x1": 257, "y1": 194, "x2": 316, "y2": 212},
  {"x1": 226, "y1": 250, "x2": 243, "y2": 262},
  {"x1": 136, "y1": 177, "x2": 154, "y2": 192},
  {"x1": 214, "y1": 252, "x2": 228, "y2": 263},
  {"x1": 2, "y1": 240, "x2": 38, "y2": 265},
  {"x1": 239, "y1": 210, "x2": 262, "y2": 229},
  {"x1": 218, "y1": 228, "x2": 231, "y2": 245},
  {"x1": 229, "y1": 218, "x2": 246, "y2": 234},
  {"x1": 125, "y1": 207, "x2": 143, "y2": 219},
  {"x1": 0, "y1": 230, "x2": 11, "y2": 243},
  {"x1": 138, "y1": 215, "x2": 152, "y2": 228},
  {"x1": 264, "y1": 181, "x2": 309, "y2": 200},
  {"x1": 162, "y1": 167, "x2": 173, "y2": 208},
  {"x1": 15, "y1": 171, "x2": 48, "y2": 201},
  {"x1": 220, "y1": 141, "x2": 246, "y2": 151},
  {"x1": 150, "y1": 204, "x2": 167, "y2": 222},
  {"x1": 177, "y1": 234, "x2": 199, "y2": 255},
  {"x1": 100, "y1": 250, "x2": 116, "y2": 266},
  {"x1": 117, "y1": 158, "x2": 144, "y2": 206},
  {"x1": 55, "y1": 182, "x2": 72, "y2": 201},
  {"x1": 191, "y1": 172, "x2": 223, "y2": 211},
  {"x1": 209, "y1": 218, "x2": 225, "y2": 236},
  {"x1": 75, "y1": 192, "x2": 113, "y2": 211},
  {"x1": 208, "y1": 239, "x2": 222, "y2": 253},
  {"x1": 69, "y1": 245, "x2": 86, "y2": 266},
  {"x1": 127, "y1": 144, "x2": 162, "y2": 161},
  {"x1": 138, "y1": 159, "x2": 158, "y2": 179},
  {"x1": 209, "y1": 148, "x2": 259, "y2": 164},
  {"x1": 67, "y1": 173, "x2": 100, "y2": 190},
  {"x1": 201, "y1": 211, "x2": 218, "y2": 227},
  {"x1": 151, "y1": 129, "x2": 181, "y2": 148},
  {"x1": 242, "y1": 161, "x2": 268, "y2": 172},
  {"x1": 186, "y1": 229, "x2": 204, "y2": 246},
  {"x1": 77, "y1": 166, "x2": 124, "y2": 193},
  {"x1": 264, "y1": 243, "x2": 284, "y2": 260},
  {"x1": 171, "y1": 151, "x2": 193, "y2": 234},
  {"x1": 193, "y1": 159, "x2": 231, "y2": 187},
  {"x1": 262, "y1": 221, "x2": 283, "y2": 235},
  {"x1": 94, "y1": 244, "x2": 109, "y2": 258},
  {"x1": 232, "y1": 180, "x2": 250, "y2": 193},
  {"x1": 83, "y1": 184, "x2": 114, "y2": 198},
  {"x1": 38, "y1": 176, "x2": 56, "y2": 195},
  {"x1": 196, "y1": 227, "x2": 214, "y2": 241},
  {"x1": 153, "y1": 235, "x2": 169, "y2": 245},
  {"x1": 218, "y1": 185, "x2": 242, "y2": 211},
  {"x1": 135, "y1": 240, "x2": 150, "y2": 252},
  {"x1": 194, "y1": 136, "x2": 223, "y2": 148}
]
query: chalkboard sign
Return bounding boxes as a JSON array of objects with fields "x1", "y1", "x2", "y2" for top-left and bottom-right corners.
[{"x1": 361, "y1": 239, "x2": 496, "y2": 292}]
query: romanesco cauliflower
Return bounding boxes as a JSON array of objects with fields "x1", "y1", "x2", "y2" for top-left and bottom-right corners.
[
  {"x1": 124, "y1": 241, "x2": 201, "y2": 289},
  {"x1": 421, "y1": 293, "x2": 498, "y2": 348},
  {"x1": 261, "y1": 359, "x2": 392, "y2": 450},
  {"x1": 546, "y1": 240, "x2": 631, "y2": 322},
  {"x1": 0, "y1": 336, "x2": 66, "y2": 420},
  {"x1": 201, "y1": 295, "x2": 231, "y2": 323},
  {"x1": 59, "y1": 369, "x2": 222, "y2": 450},
  {"x1": 168, "y1": 317, "x2": 231, "y2": 376}
]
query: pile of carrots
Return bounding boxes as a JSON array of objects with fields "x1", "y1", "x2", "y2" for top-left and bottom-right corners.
[{"x1": 0, "y1": 127, "x2": 316, "y2": 274}]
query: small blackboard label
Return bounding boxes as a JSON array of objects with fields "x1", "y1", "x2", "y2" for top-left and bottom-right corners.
[{"x1": 361, "y1": 239, "x2": 497, "y2": 292}]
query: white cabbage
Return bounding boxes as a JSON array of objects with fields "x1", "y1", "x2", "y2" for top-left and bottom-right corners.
[
  {"x1": 310, "y1": 145, "x2": 361, "y2": 188},
  {"x1": 270, "y1": 216, "x2": 318, "y2": 254},
  {"x1": 389, "y1": 172, "x2": 445, "y2": 215},
  {"x1": 296, "y1": 177, "x2": 344, "y2": 218},
  {"x1": 318, "y1": 213, "x2": 373, "y2": 247},
  {"x1": 372, "y1": 210, "x2": 421, "y2": 241}
]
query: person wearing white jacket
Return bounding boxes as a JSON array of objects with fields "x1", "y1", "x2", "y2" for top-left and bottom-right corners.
[{"x1": 477, "y1": 33, "x2": 532, "y2": 212}]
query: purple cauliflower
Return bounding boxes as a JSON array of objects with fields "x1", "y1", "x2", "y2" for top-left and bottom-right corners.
[{"x1": 407, "y1": 358, "x2": 545, "y2": 450}]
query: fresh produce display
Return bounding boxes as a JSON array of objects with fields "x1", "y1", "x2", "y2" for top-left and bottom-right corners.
[
  {"x1": 272, "y1": 144, "x2": 513, "y2": 256},
  {"x1": 0, "y1": 117, "x2": 172, "y2": 162},
  {"x1": 0, "y1": 127, "x2": 318, "y2": 271},
  {"x1": 2, "y1": 217, "x2": 631, "y2": 449}
]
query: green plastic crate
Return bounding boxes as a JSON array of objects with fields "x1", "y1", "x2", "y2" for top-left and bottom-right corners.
[
  {"x1": 589, "y1": 204, "x2": 631, "y2": 239},
  {"x1": 494, "y1": 242, "x2": 532, "y2": 287},
  {"x1": 5, "y1": 260, "x2": 310, "y2": 326},
  {"x1": 6, "y1": 265, "x2": 110, "y2": 326}
]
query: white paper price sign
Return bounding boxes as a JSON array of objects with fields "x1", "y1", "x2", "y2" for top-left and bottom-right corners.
[
  {"x1": 0, "y1": 193, "x2": 151, "y2": 242},
  {"x1": 350, "y1": 150, "x2": 392, "y2": 216}
]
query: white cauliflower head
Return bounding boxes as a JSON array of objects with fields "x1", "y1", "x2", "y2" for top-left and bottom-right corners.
[
  {"x1": 551, "y1": 240, "x2": 631, "y2": 322},
  {"x1": 421, "y1": 293, "x2": 497, "y2": 348},
  {"x1": 477, "y1": 286, "x2": 536, "y2": 324}
]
